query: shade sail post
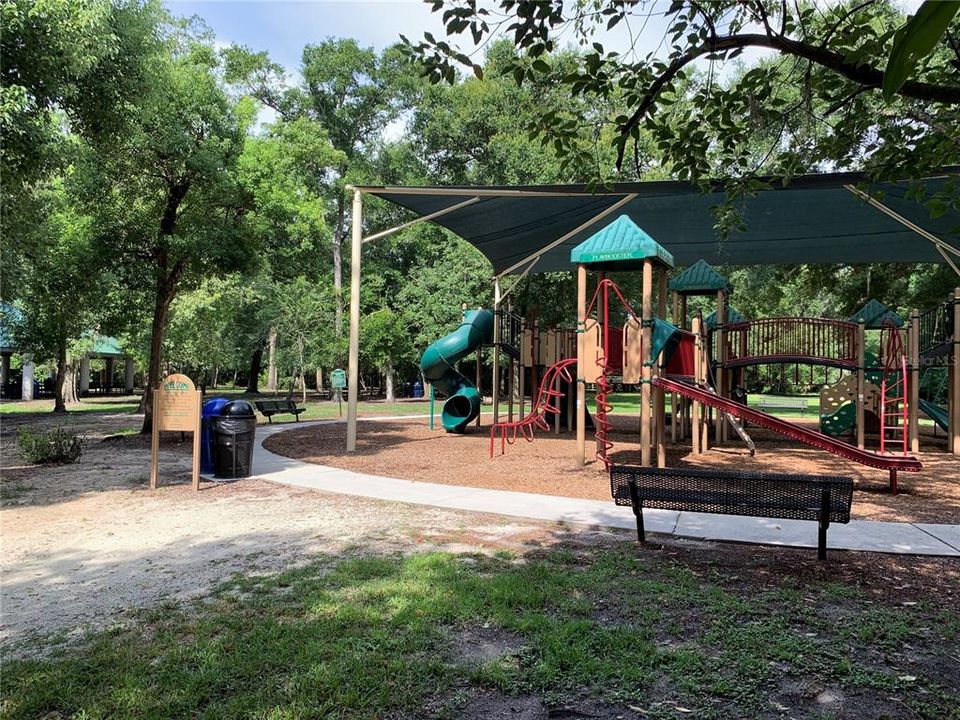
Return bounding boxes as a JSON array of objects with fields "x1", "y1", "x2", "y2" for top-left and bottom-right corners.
[
  {"x1": 492, "y1": 276, "x2": 502, "y2": 425},
  {"x1": 346, "y1": 189, "x2": 363, "y2": 452}
]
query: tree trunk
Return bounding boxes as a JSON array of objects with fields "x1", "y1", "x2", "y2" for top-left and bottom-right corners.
[
  {"x1": 333, "y1": 191, "x2": 346, "y2": 339},
  {"x1": 210, "y1": 364, "x2": 219, "y2": 389},
  {"x1": 246, "y1": 346, "x2": 263, "y2": 393},
  {"x1": 301, "y1": 372, "x2": 308, "y2": 405},
  {"x1": 266, "y1": 327, "x2": 278, "y2": 391},
  {"x1": 315, "y1": 368, "x2": 323, "y2": 395},
  {"x1": 140, "y1": 273, "x2": 180, "y2": 433},
  {"x1": 385, "y1": 362, "x2": 395, "y2": 402},
  {"x1": 140, "y1": 181, "x2": 189, "y2": 434},
  {"x1": 63, "y1": 355, "x2": 80, "y2": 407},
  {"x1": 53, "y1": 342, "x2": 68, "y2": 413}
]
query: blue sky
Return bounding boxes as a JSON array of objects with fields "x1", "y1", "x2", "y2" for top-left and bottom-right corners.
[
  {"x1": 165, "y1": 1, "x2": 454, "y2": 71},
  {"x1": 164, "y1": 0, "x2": 921, "y2": 81}
]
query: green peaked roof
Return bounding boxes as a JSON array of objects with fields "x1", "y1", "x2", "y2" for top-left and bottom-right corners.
[
  {"x1": 706, "y1": 306, "x2": 746, "y2": 329},
  {"x1": 848, "y1": 299, "x2": 904, "y2": 328},
  {"x1": 570, "y1": 215, "x2": 674, "y2": 270},
  {"x1": 668, "y1": 259, "x2": 732, "y2": 294}
]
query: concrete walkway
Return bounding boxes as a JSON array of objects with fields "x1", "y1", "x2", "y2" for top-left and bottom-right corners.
[{"x1": 245, "y1": 420, "x2": 960, "y2": 557}]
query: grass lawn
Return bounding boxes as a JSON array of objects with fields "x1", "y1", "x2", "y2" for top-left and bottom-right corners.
[
  {"x1": 4, "y1": 542, "x2": 957, "y2": 720},
  {"x1": 0, "y1": 394, "x2": 432, "y2": 422},
  {"x1": 0, "y1": 397, "x2": 141, "y2": 415}
]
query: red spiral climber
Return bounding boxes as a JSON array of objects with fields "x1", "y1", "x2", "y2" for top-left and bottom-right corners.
[
  {"x1": 592, "y1": 346, "x2": 615, "y2": 468},
  {"x1": 489, "y1": 357, "x2": 577, "y2": 458},
  {"x1": 586, "y1": 278, "x2": 640, "y2": 470}
]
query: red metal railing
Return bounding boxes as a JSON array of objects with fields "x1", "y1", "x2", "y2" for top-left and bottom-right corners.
[{"x1": 713, "y1": 317, "x2": 859, "y2": 369}]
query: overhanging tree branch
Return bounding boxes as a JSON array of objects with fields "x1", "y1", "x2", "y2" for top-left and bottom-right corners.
[{"x1": 615, "y1": 32, "x2": 960, "y2": 168}]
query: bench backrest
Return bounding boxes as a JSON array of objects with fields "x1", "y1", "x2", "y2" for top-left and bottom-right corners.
[
  {"x1": 610, "y1": 465, "x2": 853, "y2": 524},
  {"x1": 255, "y1": 400, "x2": 281, "y2": 412},
  {"x1": 758, "y1": 398, "x2": 807, "y2": 407}
]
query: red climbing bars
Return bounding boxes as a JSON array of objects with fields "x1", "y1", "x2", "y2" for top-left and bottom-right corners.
[
  {"x1": 879, "y1": 323, "x2": 910, "y2": 472},
  {"x1": 489, "y1": 357, "x2": 577, "y2": 457}
]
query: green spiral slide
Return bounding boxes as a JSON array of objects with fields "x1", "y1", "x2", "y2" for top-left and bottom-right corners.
[{"x1": 420, "y1": 309, "x2": 494, "y2": 433}]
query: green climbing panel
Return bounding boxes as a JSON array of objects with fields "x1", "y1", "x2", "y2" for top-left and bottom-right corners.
[{"x1": 820, "y1": 402, "x2": 857, "y2": 437}]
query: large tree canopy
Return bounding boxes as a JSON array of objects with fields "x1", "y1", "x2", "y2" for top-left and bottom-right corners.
[{"x1": 405, "y1": 0, "x2": 960, "y2": 198}]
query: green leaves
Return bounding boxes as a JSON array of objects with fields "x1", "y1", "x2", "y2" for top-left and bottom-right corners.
[{"x1": 883, "y1": 0, "x2": 960, "y2": 100}]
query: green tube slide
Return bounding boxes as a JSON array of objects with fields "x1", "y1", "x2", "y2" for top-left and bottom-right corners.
[{"x1": 420, "y1": 309, "x2": 494, "y2": 433}]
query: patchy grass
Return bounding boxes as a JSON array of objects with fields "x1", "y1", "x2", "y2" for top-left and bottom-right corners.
[{"x1": 4, "y1": 543, "x2": 957, "y2": 720}]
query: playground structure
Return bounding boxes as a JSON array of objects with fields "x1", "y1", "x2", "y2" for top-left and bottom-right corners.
[
  {"x1": 443, "y1": 214, "x2": 960, "y2": 493},
  {"x1": 352, "y1": 172, "x2": 960, "y2": 497}
]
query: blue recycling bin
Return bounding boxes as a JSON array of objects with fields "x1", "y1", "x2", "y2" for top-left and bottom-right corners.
[{"x1": 201, "y1": 397, "x2": 231, "y2": 473}]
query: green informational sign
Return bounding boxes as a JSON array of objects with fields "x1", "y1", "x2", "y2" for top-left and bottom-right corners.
[{"x1": 331, "y1": 369, "x2": 346, "y2": 389}]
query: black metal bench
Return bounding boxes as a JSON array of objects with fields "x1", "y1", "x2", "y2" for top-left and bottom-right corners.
[
  {"x1": 254, "y1": 399, "x2": 306, "y2": 423},
  {"x1": 610, "y1": 465, "x2": 853, "y2": 560}
]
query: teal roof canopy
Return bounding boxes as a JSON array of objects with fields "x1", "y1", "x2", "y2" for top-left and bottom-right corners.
[
  {"x1": 706, "y1": 306, "x2": 746, "y2": 328},
  {"x1": 668, "y1": 259, "x2": 732, "y2": 295},
  {"x1": 570, "y1": 215, "x2": 674, "y2": 270},
  {"x1": 848, "y1": 299, "x2": 904, "y2": 328}
]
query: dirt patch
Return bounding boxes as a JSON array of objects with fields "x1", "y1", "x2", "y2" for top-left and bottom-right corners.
[
  {"x1": 451, "y1": 624, "x2": 525, "y2": 664},
  {"x1": 264, "y1": 416, "x2": 960, "y2": 523}
]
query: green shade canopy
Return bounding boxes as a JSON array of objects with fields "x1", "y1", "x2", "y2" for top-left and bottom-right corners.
[
  {"x1": 360, "y1": 169, "x2": 960, "y2": 274},
  {"x1": 91, "y1": 335, "x2": 125, "y2": 357},
  {"x1": 669, "y1": 259, "x2": 732, "y2": 295},
  {"x1": 706, "y1": 306, "x2": 747, "y2": 328},
  {"x1": 570, "y1": 215, "x2": 674, "y2": 270},
  {"x1": 848, "y1": 299, "x2": 904, "y2": 328}
]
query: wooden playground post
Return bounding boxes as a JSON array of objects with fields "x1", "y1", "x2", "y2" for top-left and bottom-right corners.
[
  {"x1": 691, "y1": 316, "x2": 702, "y2": 454},
  {"x1": 856, "y1": 320, "x2": 866, "y2": 450},
  {"x1": 492, "y1": 278, "x2": 501, "y2": 425},
  {"x1": 670, "y1": 290, "x2": 679, "y2": 443},
  {"x1": 716, "y1": 290, "x2": 728, "y2": 444},
  {"x1": 576, "y1": 264, "x2": 587, "y2": 465},
  {"x1": 656, "y1": 267, "x2": 667, "y2": 467},
  {"x1": 909, "y1": 308, "x2": 920, "y2": 454},
  {"x1": 952, "y1": 288, "x2": 960, "y2": 454},
  {"x1": 518, "y1": 324, "x2": 526, "y2": 420},
  {"x1": 640, "y1": 259, "x2": 654, "y2": 466}
]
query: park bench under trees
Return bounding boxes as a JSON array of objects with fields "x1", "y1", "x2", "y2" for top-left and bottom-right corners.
[
  {"x1": 610, "y1": 466, "x2": 854, "y2": 560},
  {"x1": 755, "y1": 397, "x2": 809, "y2": 415},
  {"x1": 254, "y1": 399, "x2": 306, "y2": 423}
]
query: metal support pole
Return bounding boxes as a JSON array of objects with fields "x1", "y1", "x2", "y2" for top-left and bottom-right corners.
[
  {"x1": 346, "y1": 189, "x2": 363, "y2": 452},
  {"x1": 492, "y1": 277, "x2": 502, "y2": 425},
  {"x1": 909, "y1": 308, "x2": 920, "y2": 453},
  {"x1": 952, "y1": 289, "x2": 960, "y2": 453}
]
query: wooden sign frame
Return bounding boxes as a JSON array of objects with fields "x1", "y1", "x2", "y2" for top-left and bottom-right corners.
[{"x1": 149, "y1": 373, "x2": 202, "y2": 491}]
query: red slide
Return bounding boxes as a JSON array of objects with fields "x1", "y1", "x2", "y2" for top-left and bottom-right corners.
[{"x1": 655, "y1": 376, "x2": 921, "y2": 490}]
